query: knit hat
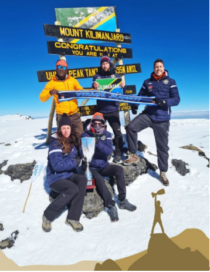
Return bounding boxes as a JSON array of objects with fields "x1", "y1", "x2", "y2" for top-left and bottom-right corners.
[
  {"x1": 100, "y1": 53, "x2": 111, "y2": 65},
  {"x1": 91, "y1": 112, "x2": 105, "y2": 124},
  {"x1": 56, "y1": 59, "x2": 68, "y2": 69},
  {"x1": 58, "y1": 113, "x2": 72, "y2": 128}
]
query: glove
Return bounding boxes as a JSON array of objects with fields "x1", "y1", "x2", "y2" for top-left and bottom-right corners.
[
  {"x1": 131, "y1": 105, "x2": 138, "y2": 115},
  {"x1": 82, "y1": 157, "x2": 87, "y2": 172},
  {"x1": 153, "y1": 98, "x2": 166, "y2": 107},
  {"x1": 76, "y1": 157, "x2": 82, "y2": 167}
]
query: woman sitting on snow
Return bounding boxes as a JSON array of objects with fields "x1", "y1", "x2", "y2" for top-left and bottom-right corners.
[
  {"x1": 42, "y1": 113, "x2": 87, "y2": 233},
  {"x1": 81, "y1": 112, "x2": 137, "y2": 222}
]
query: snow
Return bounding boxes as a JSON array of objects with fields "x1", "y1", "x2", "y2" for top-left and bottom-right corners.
[{"x1": 0, "y1": 115, "x2": 209, "y2": 266}]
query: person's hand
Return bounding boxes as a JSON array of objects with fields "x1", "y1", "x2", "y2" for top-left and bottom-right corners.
[
  {"x1": 76, "y1": 157, "x2": 82, "y2": 167},
  {"x1": 82, "y1": 157, "x2": 87, "y2": 172},
  {"x1": 93, "y1": 82, "x2": 100, "y2": 89},
  {"x1": 49, "y1": 89, "x2": 58, "y2": 95},
  {"x1": 131, "y1": 105, "x2": 138, "y2": 115},
  {"x1": 120, "y1": 81, "x2": 125, "y2": 88},
  {"x1": 152, "y1": 98, "x2": 166, "y2": 107}
]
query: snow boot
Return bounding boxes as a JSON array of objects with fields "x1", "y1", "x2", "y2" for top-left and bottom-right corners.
[
  {"x1": 108, "y1": 205, "x2": 119, "y2": 222},
  {"x1": 42, "y1": 215, "x2": 52, "y2": 232},
  {"x1": 119, "y1": 199, "x2": 137, "y2": 211},
  {"x1": 65, "y1": 219, "x2": 83, "y2": 232},
  {"x1": 113, "y1": 155, "x2": 122, "y2": 163},
  {"x1": 122, "y1": 152, "x2": 140, "y2": 165},
  {"x1": 160, "y1": 172, "x2": 169, "y2": 186}
]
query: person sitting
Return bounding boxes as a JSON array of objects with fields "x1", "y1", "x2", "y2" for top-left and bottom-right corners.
[
  {"x1": 81, "y1": 112, "x2": 137, "y2": 222},
  {"x1": 42, "y1": 113, "x2": 87, "y2": 232}
]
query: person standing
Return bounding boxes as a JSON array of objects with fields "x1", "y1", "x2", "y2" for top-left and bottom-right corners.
[
  {"x1": 42, "y1": 113, "x2": 87, "y2": 232},
  {"x1": 92, "y1": 54, "x2": 125, "y2": 163},
  {"x1": 123, "y1": 59, "x2": 180, "y2": 185},
  {"x1": 39, "y1": 59, "x2": 84, "y2": 138},
  {"x1": 81, "y1": 112, "x2": 136, "y2": 222}
]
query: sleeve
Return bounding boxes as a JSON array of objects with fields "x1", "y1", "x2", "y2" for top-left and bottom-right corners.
[
  {"x1": 48, "y1": 142, "x2": 77, "y2": 172},
  {"x1": 95, "y1": 134, "x2": 113, "y2": 156},
  {"x1": 73, "y1": 78, "x2": 83, "y2": 90},
  {"x1": 92, "y1": 74, "x2": 97, "y2": 88},
  {"x1": 138, "y1": 81, "x2": 148, "y2": 96},
  {"x1": 39, "y1": 81, "x2": 54, "y2": 102},
  {"x1": 165, "y1": 80, "x2": 180, "y2": 107}
]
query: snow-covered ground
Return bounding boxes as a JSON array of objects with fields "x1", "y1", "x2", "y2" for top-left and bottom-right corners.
[{"x1": 0, "y1": 115, "x2": 209, "y2": 266}]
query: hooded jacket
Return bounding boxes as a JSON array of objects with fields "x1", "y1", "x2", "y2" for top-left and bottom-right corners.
[
  {"x1": 81, "y1": 129, "x2": 113, "y2": 170},
  {"x1": 40, "y1": 75, "x2": 83, "y2": 115},
  {"x1": 139, "y1": 72, "x2": 180, "y2": 122},
  {"x1": 46, "y1": 133, "x2": 79, "y2": 186},
  {"x1": 92, "y1": 63, "x2": 122, "y2": 114}
]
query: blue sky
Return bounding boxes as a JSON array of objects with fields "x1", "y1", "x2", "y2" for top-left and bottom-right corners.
[{"x1": 0, "y1": 0, "x2": 209, "y2": 117}]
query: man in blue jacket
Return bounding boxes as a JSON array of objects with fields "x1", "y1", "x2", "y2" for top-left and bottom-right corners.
[
  {"x1": 123, "y1": 59, "x2": 180, "y2": 186},
  {"x1": 81, "y1": 112, "x2": 136, "y2": 222},
  {"x1": 92, "y1": 54, "x2": 125, "y2": 163}
]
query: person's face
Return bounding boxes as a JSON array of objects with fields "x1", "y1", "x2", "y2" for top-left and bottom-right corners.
[
  {"x1": 154, "y1": 62, "x2": 164, "y2": 76},
  {"x1": 101, "y1": 62, "x2": 110, "y2": 72},
  {"x1": 92, "y1": 121, "x2": 103, "y2": 128},
  {"x1": 61, "y1": 125, "x2": 71, "y2": 138},
  {"x1": 56, "y1": 65, "x2": 68, "y2": 78}
]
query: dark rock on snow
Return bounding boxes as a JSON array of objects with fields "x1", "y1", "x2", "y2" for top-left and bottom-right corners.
[
  {"x1": 4, "y1": 161, "x2": 36, "y2": 182},
  {"x1": 171, "y1": 159, "x2": 190, "y2": 176},
  {"x1": 0, "y1": 160, "x2": 8, "y2": 174}
]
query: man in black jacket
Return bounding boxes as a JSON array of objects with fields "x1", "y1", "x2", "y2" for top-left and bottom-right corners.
[{"x1": 92, "y1": 54, "x2": 125, "y2": 163}]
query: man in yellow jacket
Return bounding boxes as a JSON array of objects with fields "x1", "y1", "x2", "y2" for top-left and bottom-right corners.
[{"x1": 40, "y1": 59, "x2": 83, "y2": 138}]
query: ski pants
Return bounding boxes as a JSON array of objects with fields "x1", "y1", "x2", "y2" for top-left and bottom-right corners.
[
  {"x1": 44, "y1": 174, "x2": 87, "y2": 222},
  {"x1": 103, "y1": 111, "x2": 124, "y2": 156},
  {"x1": 91, "y1": 164, "x2": 126, "y2": 207},
  {"x1": 56, "y1": 112, "x2": 83, "y2": 138},
  {"x1": 125, "y1": 113, "x2": 170, "y2": 172}
]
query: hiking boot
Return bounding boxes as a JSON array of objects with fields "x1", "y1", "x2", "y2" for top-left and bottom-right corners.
[
  {"x1": 108, "y1": 206, "x2": 119, "y2": 222},
  {"x1": 119, "y1": 199, "x2": 137, "y2": 211},
  {"x1": 137, "y1": 141, "x2": 147, "y2": 152},
  {"x1": 42, "y1": 215, "x2": 52, "y2": 232},
  {"x1": 160, "y1": 172, "x2": 169, "y2": 186},
  {"x1": 113, "y1": 155, "x2": 122, "y2": 163},
  {"x1": 65, "y1": 219, "x2": 83, "y2": 232},
  {"x1": 122, "y1": 153, "x2": 140, "y2": 165}
]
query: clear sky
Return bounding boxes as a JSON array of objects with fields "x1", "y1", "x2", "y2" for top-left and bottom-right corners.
[{"x1": 0, "y1": 0, "x2": 209, "y2": 117}]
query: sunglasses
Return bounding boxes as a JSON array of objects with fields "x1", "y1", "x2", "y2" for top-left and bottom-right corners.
[
  {"x1": 57, "y1": 65, "x2": 67, "y2": 70},
  {"x1": 92, "y1": 122, "x2": 103, "y2": 127}
]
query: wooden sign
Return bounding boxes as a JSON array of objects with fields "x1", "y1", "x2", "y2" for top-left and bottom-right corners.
[
  {"x1": 44, "y1": 24, "x2": 131, "y2": 44},
  {"x1": 37, "y1": 64, "x2": 141, "y2": 82},
  {"x1": 78, "y1": 103, "x2": 131, "y2": 116},
  {"x1": 47, "y1": 41, "x2": 132, "y2": 59}
]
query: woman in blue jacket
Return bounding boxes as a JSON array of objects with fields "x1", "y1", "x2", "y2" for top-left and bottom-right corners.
[
  {"x1": 81, "y1": 112, "x2": 136, "y2": 222},
  {"x1": 42, "y1": 114, "x2": 87, "y2": 233}
]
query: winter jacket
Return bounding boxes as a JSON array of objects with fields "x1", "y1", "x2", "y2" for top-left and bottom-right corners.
[
  {"x1": 46, "y1": 133, "x2": 79, "y2": 186},
  {"x1": 92, "y1": 63, "x2": 122, "y2": 114},
  {"x1": 40, "y1": 75, "x2": 83, "y2": 116},
  {"x1": 81, "y1": 129, "x2": 113, "y2": 170},
  {"x1": 139, "y1": 73, "x2": 180, "y2": 122}
]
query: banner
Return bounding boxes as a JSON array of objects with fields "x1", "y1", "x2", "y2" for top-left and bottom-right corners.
[
  {"x1": 44, "y1": 24, "x2": 131, "y2": 44},
  {"x1": 55, "y1": 7, "x2": 118, "y2": 44},
  {"x1": 37, "y1": 64, "x2": 141, "y2": 82},
  {"x1": 47, "y1": 41, "x2": 132, "y2": 59}
]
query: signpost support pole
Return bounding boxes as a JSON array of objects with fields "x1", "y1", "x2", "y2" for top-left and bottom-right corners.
[
  {"x1": 112, "y1": 29, "x2": 130, "y2": 126},
  {"x1": 46, "y1": 21, "x2": 65, "y2": 145}
]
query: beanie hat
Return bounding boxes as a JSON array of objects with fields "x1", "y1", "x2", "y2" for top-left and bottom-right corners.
[
  {"x1": 56, "y1": 59, "x2": 68, "y2": 69},
  {"x1": 91, "y1": 112, "x2": 105, "y2": 124},
  {"x1": 100, "y1": 53, "x2": 111, "y2": 65},
  {"x1": 59, "y1": 113, "x2": 72, "y2": 128}
]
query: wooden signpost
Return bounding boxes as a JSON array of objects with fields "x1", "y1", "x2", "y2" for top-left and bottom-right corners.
[{"x1": 37, "y1": 7, "x2": 141, "y2": 144}]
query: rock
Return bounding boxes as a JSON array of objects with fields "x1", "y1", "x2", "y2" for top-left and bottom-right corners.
[
  {"x1": 83, "y1": 180, "x2": 113, "y2": 219},
  {"x1": 4, "y1": 144, "x2": 11, "y2": 146},
  {"x1": 0, "y1": 224, "x2": 4, "y2": 231},
  {"x1": 4, "y1": 161, "x2": 36, "y2": 182},
  {"x1": 171, "y1": 159, "x2": 190, "y2": 176},
  {"x1": 0, "y1": 160, "x2": 8, "y2": 174}
]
